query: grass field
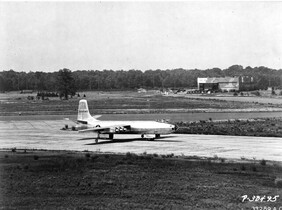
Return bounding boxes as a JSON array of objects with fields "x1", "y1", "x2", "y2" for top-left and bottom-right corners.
[
  {"x1": 0, "y1": 150, "x2": 281, "y2": 209},
  {"x1": 176, "y1": 118, "x2": 282, "y2": 137},
  {"x1": 1, "y1": 91, "x2": 281, "y2": 116}
]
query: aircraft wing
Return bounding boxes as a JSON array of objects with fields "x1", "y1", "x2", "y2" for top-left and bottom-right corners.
[{"x1": 78, "y1": 124, "x2": 131, "y2": 134}]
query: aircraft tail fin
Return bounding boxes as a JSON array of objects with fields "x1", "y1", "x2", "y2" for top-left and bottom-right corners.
[{"x1": 77, "y1": 99, "x2": 97, "y2": 123}]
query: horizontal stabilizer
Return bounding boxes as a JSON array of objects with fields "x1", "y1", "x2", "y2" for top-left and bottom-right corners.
[{"x1": 92, "y1": 115, "x2": 102, "y2": 119}]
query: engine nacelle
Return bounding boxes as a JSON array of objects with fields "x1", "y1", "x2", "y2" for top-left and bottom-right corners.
[{"x1": 74, "y1": 124, "x2": 88, "y2": 131}]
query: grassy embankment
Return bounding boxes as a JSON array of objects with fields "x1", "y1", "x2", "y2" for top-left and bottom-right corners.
[
  {"x1": 175, "y1": 118, "x2": 282, "y2": 137},
  {"x1": 0, "y1": 150, "x2": 282, "y2": 209}
]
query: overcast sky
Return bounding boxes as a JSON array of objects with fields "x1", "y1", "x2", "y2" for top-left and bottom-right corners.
[{"x1": 0, "y1": 2, "x2": 281, "y2": 72}]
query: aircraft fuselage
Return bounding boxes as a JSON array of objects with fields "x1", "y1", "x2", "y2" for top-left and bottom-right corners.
[{"x1": 78, "y1": 120, "x2": 175, "y2": 135}]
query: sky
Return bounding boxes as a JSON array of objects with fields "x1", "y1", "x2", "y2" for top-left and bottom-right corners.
[{"x1": 0, "y1": 1, "x2": 282, "y2": 72}]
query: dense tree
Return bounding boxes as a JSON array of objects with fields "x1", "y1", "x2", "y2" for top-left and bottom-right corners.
[
  {"x1": 56, "y1": 68, "x2": 77, "y2": 100},
  {"x1": 0, "y1": 75, "x2": 5, "y2": 91},
  {"x1": 1, "y1": 66, "x2": 282, "y2": 92}
]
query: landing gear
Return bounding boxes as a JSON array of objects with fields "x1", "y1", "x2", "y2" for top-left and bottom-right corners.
[
  {"x1": 141, "y1": 134, "x2": 155, "y2": 141},
  {"x1": 155, "y1": 134, "x2": 161, "y2": 139},
  {"x1": 95, "y1": 133, "x2": 100, "y2": 144}
]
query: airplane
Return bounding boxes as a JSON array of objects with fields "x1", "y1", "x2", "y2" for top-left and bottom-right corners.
[{"x1": 73, "y1": 99, "x2": 177, "y2": 143}]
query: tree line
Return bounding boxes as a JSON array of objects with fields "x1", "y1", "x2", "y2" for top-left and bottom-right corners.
[{"x1": 1, "y1": 65, "x2": 282, "y2": 92}]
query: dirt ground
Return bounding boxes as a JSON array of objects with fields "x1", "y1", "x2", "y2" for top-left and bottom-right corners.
[{"x1": 0, "y1": 150, "x2": 281, "y2": 210}]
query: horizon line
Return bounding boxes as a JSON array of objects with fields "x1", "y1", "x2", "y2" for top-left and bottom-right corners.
[{"x1": 1, "y1": 65, "x2": 282, "y2": 73}]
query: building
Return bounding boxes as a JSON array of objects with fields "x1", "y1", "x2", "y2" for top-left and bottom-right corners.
[{"x1": 197, "y1": 76, "x2": 255, "y2": 92}]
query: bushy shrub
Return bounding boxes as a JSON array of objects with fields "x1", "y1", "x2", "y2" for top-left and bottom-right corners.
[
  {"x1": 126, "y1": 152, "x2": 133, "y2": 158},
  {"x1": 260, "y1": 159, "x2": 266, "y2": 166},
  {"x1": 166, "y1": 153, "x2": 174, "y2": 158}
]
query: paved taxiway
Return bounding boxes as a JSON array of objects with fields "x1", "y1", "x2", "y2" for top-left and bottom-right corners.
[{"x1": 0, "y1": 120, "x2": 281, "y2": 161}]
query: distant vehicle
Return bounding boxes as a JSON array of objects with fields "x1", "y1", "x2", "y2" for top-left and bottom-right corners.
[{"x1": 74, "y1": 99, "x2": 176, "y2": 143}]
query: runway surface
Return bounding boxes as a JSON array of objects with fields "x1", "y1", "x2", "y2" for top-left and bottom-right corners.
[{"x1": 0, "y1": 120, "x2": 281, "y2": 161}]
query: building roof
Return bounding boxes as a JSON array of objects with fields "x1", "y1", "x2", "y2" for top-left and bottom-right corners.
[{"x1": 202, "y1": 77, "x2": 239, "y2": 83}]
